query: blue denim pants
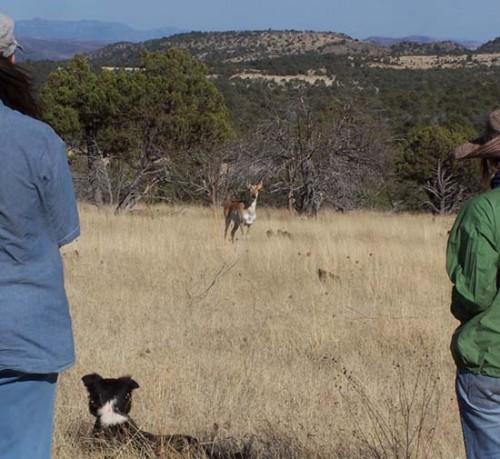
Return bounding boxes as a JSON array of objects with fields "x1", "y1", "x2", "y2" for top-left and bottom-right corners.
[
  {"x1": 456, "y1": 370, "x2": 500, "y2": 458},
  {"x1": 0, "y1": 371, "x2": 58, "y2": 459}
]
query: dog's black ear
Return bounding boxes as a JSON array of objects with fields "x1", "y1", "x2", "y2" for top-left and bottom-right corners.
[
  {"x1": 82, "y1": 373, "x2": 103, "y2": 389},
  {"x1": 120, "y1": 375, "x2": 140, "y2": 391}
]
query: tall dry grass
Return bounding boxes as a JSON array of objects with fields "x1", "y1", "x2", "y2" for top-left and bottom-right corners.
[{"x1": 53, "y1": 204, "x2": 463, "y2": 459}]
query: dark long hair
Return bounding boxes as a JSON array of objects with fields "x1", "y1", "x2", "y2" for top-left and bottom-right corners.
[{"x1": 0, "y1": 56, "x2": 41, "y2": 119}]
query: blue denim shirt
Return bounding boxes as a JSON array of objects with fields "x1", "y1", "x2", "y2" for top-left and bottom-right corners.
[{"x1": 0, "y1": 102, "x2": 80, "y2": 373}]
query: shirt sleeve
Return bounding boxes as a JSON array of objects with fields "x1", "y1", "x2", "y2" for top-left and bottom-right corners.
[
  {"x1": 39, "y1": 136, "x2": 80, "y2": 247},
  {"x1": 447, "y1": 201, "x2": 500, "y2": 321}
]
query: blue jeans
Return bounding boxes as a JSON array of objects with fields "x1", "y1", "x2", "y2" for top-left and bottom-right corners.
[
  {"x1": 457, "y1": 370, "x2": 500, "y2": 458},
  {"x1": 0, "y1": 371, "x2": 58, "y2": 459}
]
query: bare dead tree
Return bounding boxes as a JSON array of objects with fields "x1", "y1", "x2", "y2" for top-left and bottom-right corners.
[
  {"x1": 318, "y1": 102, "x2": 392, "y2": 211},
  {"x1": 247, "y1": 96, "x2": 327, "y2": 215},
  {"x1": 423, "y1": 160, "x2": 465, "y2": 214},
  {"x1": 242, "y1": 95, "x2": 393, "y2": 214},
  {"x1": 174, "y1": 142, "x2": 250, "y2": 208},
  {"x1": 114, "y1": 159, "x2": 170, "y2": 214},
  {"x1": 66, "y1": 139, "x2": 111, "y2": 206}
]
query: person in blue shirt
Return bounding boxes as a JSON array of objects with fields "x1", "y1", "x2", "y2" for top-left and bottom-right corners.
[{"x1": 0, "y1": 13, "x2": 80, "y2": 459}]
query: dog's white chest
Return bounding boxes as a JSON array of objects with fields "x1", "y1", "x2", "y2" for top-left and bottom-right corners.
[{"x1": 98, "y1": 399, "x2": 128, "y2": 426}]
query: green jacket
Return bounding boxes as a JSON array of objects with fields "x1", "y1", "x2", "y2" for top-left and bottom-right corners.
[{"x1": 447, "y1": 188, "x2": 500, "y2": 376}]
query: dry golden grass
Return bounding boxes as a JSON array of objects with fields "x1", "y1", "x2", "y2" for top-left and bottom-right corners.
[{"x1": 53, "y1": 204, "x2": 463, "y2": 458}]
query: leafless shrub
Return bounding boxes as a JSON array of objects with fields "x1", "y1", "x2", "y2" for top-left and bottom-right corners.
[
  {"x1": 235, "y1": 94, "x2": 393, "y2": 214},
  {"x1": 335, "y1": 358, "x2": 441, "y2": 459},
  {"x1": 423, "y1": 160, "x2": 465, "y2": 214}
]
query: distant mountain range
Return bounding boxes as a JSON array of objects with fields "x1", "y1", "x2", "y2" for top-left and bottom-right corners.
[
  {"x1": 16, "y1": 18, "x2": 183, "y2": 61},
  {"x1": 16, "y1": 18, "x2": 183, "y2": 43},
  {"x1": 18, "y1": 37, "x2": 106, "y2": 61}
]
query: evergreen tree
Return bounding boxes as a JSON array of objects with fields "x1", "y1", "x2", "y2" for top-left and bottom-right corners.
[{"x1": 40, "y1": 51, "x2": 233, "y2": 211}]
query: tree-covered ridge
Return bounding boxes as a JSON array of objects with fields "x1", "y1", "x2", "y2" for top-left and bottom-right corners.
[
  {"x1": 86, "y1": 30, "x2": 500, "y2": 72},
  {"x1": 41, "y1": 52, "x2": 233, "y2": 211},
  {"x1": 88, "y1": 30, "x2": 386, "y2": 67}
]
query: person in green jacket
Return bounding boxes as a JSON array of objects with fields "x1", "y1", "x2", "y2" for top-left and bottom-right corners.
[{"x1": 447, "y1": 109, "x2": 500, "y2": 458}]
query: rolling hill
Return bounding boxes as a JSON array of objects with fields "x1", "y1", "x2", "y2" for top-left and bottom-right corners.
[
  {"x1": 88, "y1": 30, "x2": 387, "y2": 65},
  {"x1": 87, "y1": 30, "x2": 500, "y2": 73}
]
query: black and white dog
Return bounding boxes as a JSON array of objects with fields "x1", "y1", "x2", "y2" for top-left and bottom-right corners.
[{"x1": 81, "y1": 373, "x2": 201, "y2": 457}]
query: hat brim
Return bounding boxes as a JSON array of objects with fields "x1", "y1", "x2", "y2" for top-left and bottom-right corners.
[{"x1": 454, "y1": 136, "x2": 500, "y2": 160}]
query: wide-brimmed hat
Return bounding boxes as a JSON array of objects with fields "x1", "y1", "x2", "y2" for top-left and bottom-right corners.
[
  {"x1": 0, "y1": 13, "x2": 21, "y2": 58},
  {"x1": 454, "y1": 110, "x2": 500, "y2": 160}
]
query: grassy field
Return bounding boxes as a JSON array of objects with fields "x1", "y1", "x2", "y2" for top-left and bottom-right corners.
[{"x1": 53, "y1": 204, "x2": 463, "y2": 458}]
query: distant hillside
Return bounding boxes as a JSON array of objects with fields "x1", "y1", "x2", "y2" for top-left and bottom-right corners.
[
  {"x1": 16, "y1": 18, "x2": 182, "y2": 43},
  {"x1": 367, "y1": 35, "x2": 481, "y2": 51},
  {"x1": 390, "y1": 40, "x2": 467, "y2": 55},
  {"x1": 18, "y1": 26, "x2": 499, "y2": 69},
  {"x1": 88, "y1": 30, "x2": 386, "y2": 65},
  {"x1": 17, "y1": 37, "x2": 106, "y2": 62},
  {"x1": 477, "y1": 37, "x2": 500, "y2": 53}
]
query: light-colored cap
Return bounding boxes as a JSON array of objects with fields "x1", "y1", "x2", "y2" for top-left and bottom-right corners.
[{"x1": 0, "y1": 13, "x2": 20, "y2": 58}]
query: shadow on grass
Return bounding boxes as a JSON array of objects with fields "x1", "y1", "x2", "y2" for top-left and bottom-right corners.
[{"x1": 68, "y1": 421, "x2": 325, "y2": 459}]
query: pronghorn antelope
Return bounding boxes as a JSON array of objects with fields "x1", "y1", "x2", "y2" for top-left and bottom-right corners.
[{"x1": 223, "y1": 181, "x2": 263, "y2": 242}]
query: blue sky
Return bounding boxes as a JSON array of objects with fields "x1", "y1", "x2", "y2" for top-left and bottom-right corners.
[{"x1": 3, "y1": 0, "x2": 499, "y2": 42}]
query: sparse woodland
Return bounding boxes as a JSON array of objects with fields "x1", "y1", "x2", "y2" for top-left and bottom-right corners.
[{"x1": 32, "y1": 30, "x2": 500, "y2": 215}]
